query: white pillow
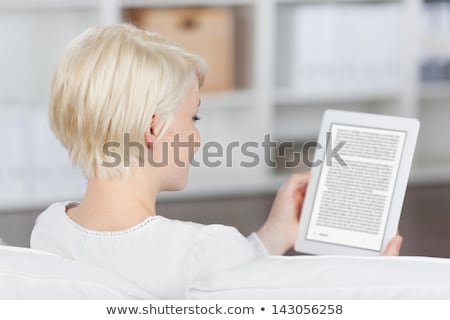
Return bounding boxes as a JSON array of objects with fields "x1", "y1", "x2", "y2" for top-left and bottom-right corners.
[
  {"x1": 0, "y1": 246, "x2": 150, "y2": 299},
  {"x1": 188, "y1": 255, "x2": 450, "y2": 299}
]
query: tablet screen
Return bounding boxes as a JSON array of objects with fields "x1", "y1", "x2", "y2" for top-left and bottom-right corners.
[{"x1": 306, "y1": 124, "x2": 406, "y2": 251}]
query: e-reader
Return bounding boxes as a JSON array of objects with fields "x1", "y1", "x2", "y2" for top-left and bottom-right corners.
[{"x1": 295, "y1": 109, "x2": 420, "y2": 255}]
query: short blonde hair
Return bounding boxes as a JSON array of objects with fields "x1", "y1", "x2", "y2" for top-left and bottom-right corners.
[{"x1": 49, "y1": 23, "x2": 206, "y2": 178}]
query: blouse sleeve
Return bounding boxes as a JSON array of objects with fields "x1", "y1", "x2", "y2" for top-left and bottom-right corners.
[
  {"x1": 187, "y1": 225, "x2": 269, "y2": 286},
  {"x1": 246, "y1": 232, "x2": 271, "y2": 257}
]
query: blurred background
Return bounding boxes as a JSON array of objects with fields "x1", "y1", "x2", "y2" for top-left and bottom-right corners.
[{"x1": 0, "y1": 0, "x2": 449, "y2": 257}]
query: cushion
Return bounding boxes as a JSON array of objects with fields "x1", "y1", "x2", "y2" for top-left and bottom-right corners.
[
  {"x1": 188, "y1": 255, "x2": 450, "y2": 299},
  {"x1": 4, "y1": 245, "x2": 450, "y2": 299},
  {"x1": 0, "y1": 246, "x2": 150, "y2": 299}
]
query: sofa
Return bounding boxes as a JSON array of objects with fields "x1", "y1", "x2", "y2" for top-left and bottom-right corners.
[{"x1": 1, "y1": 244, "x2": 450, "y2": 299}]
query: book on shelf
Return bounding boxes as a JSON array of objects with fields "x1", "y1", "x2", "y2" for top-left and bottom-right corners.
[
  {"x1": 124, "y1": 6, "x2": 235, "y2": 93},
  {"x1": 288, "y1": 3, "x2": 402, "y2": 96}
]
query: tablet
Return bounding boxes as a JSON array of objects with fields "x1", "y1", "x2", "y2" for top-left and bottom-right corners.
[{"x1": 295, "y1": 109, "x2": 420, "y2": 256}]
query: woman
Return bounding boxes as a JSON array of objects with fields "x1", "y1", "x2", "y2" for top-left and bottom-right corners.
[{"x1": 31, "y1": 24, "x2": 402, "y2": 299}]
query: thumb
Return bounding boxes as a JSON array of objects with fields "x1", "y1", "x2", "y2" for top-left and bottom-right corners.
[{"x1": 382, "y1": 235, "x2": 403, "y2": 256}]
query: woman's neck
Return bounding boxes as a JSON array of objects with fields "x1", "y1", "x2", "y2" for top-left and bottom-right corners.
[{"x1": 66, "y1": 172, "x2": 159, "y2": 232}]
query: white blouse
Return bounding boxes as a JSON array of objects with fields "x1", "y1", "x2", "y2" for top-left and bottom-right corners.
[{"x1": 30, "y1": 202, "x2": 270, "y2": 299}]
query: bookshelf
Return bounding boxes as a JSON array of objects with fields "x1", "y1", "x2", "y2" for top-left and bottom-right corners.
[{"x1": 0, "y1": 0, "x2": 449, "y2": 211}]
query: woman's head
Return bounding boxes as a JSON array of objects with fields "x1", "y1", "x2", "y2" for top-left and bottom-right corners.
[{"x1": 49, "y1": 23, "x2": 206, "y2": 183}]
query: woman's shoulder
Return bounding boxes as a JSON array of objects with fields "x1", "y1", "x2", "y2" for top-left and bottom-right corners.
[
  {"x1": 33, "y1": 201, "x2": 250, "y2": 240},
  {"x1": 32, "y1": 201, "x2": 207, "y2": 238},
  {"x1": 31, "y1": 201, "x2": 259, "y2": 258},
  {"x1": 32, "y1": 201, "x2": 72, "y2": 230}
]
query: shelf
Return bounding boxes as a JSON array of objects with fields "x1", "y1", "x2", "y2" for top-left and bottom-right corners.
[
  {"x1": 0, "y1": 0, "x2": 101, "y2": 9},
  {"x1": 159, "y1": 172, "x2": 284, "y2": 201},
  {"x1": 0, "y1": 0, "x2": 403, "y2": 9},
  {"x1": 201, "y1": 90, "x2": 255, "y2": 110},
  {"x1": 1, "y1": 0, "x2": 450, "y2": 214},
  {"x1": 0, "y1": 193, "x2": 83, "y2": 213},
  {"x1": 410, "y1": 164, "x2": 450, "y2": 185},
  {"x1": 422, "y1": 34, "x2": 450, "y2": 56},
  {"x1": 275, "y1": 88, "x2": 399, "y2": 106},
  {"x1": 421, "y1": 82, "x2": 450, "y2": 101},
  {"x1": 276, "y1": 0, "x2": 402, "y2": 4},
  {"x1": 122, "y1": 0, "x2": 254, "y2": 8},
  {"x1": 2, "y1": 163, "x2": 444, "y2": 211},
  {"x1": 0, "y1": 168, "x2": 285, "y2": 212}
]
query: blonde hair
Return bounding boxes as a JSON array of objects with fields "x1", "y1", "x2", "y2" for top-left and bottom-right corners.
[{"x1": 49, "y1": 23, "x2": 207, "y2": 178}]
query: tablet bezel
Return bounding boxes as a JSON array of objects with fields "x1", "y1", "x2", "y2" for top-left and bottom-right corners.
[{"x1": 294, "y1": 109, "x2": 420, "y2": 256}]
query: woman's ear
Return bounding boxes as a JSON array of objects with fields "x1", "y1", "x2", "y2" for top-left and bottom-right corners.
[{"x1": 144, "y1": 114, "x2": 158, "y2": 149}]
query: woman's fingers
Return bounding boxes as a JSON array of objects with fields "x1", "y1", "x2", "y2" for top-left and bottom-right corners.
[
  {"x1": 382, "y1": 235, "x2": 403, "y2": 256},
  {"x1": 283, "y1": 172, "x2": 312, "y2": 192}
]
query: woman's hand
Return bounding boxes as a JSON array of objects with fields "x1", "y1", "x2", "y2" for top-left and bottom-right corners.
[
  {"x1": 381, "y1": 232, "x2": 403, "y2": 256},
  {"x1": 257, "y1": 172, "x2": 311, "y2": 255},
  {"x1": 257, "y1": 171, "x2": 404, "y2": 256}
]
